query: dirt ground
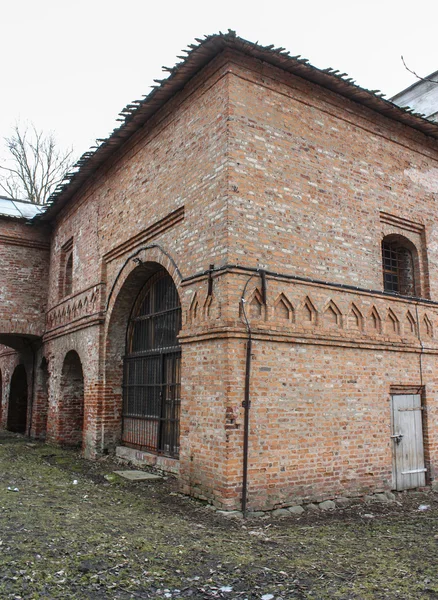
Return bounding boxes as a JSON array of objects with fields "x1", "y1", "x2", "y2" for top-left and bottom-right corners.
[{"x1": 1, "y1": 432, "x2": 438, "y2": 599}]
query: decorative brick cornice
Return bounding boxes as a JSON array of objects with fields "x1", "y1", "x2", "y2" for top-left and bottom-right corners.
[
  {"x1": 0, "y1": 234, "x2": 50, "y2": 251},
  {"x1": 46, "y1": 284, "x2": 104, "y2": 333},
  {"x1": 103, "y1": 207, "x2": 184, "y2": 263},
  {"x1": 379, "y1": 211, "x2": 425, "y2": 234},
  {"x1": 179, "y1": 326, "x2": 438, "y2": 354},
  {"x1": 43, "y1": 314, "x2": 104, "y2": 342},
  {"x1": 182, "y1": 277, "x2": 438, "y2": 352}
]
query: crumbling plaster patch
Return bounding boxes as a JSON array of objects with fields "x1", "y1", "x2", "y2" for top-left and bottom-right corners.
[{"x1": 405, "y1": 167, "x2": 438, "y2": 194}]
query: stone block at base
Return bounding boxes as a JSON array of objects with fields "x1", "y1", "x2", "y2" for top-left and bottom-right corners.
[
  {"x1": 114, "y1": 470, "x2": 162, "y2": 481},
  {"x1": 115, "y1": 446, "x2": 180, "y2": 475}
]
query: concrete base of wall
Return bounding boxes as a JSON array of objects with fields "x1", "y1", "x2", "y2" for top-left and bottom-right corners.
[{"x1": 115, "y1": 446, "x2": 180, "y2": 475}]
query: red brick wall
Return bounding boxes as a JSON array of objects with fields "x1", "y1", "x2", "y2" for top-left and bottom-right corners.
[
  {"x1": 2, "y1": 49, "x2": 438, "y2": 510},
  {"x1": 44, "y1": 327, "x2": 101, "y2": 457},
  {"x1": 176, "y1": 54, "x2": 438, "y2": 508},
  {"x1": 42, "y1": 56, "x2": 233, "y2": 460},
  {"x1": 0, "y1": 346, "x2": 33, "y2": 435},
  {"x1": 31, "y1": 353, "x2": 49, "y2": 440},
  {"x1": 56, "y1": 350, "x2": 84, "y2": 447},
  {"x1": 227, "y1": 56, "x2": 438, "y2": 295},
  {"x1": 0, "y1": 219, "x2": 50, "y2": 338}
]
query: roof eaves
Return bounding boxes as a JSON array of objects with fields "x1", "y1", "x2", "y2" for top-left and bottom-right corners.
[
  {"x1": 37, "y1": 30, "x2": 438, "y2": 222},
  {"x1": 0, "y1": 196, "x2": 46, "y2": 221}
]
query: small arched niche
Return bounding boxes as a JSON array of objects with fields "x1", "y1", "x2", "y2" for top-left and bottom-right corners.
[
  {"x1": 323, "y1": 300, "x2": 342, "y2": 329},
  {"x1": 273, "y1": 293, "x2": 294, "y2": 322},
  {"x1": 347, "y1": 303, "x2": 363, "y2": 331},
  {"x1": 301, "y1": 296, "x2": 317, "y2": 326},
  {"x1": 59, "y1": 351, "x2": 84, "y2": 447}
]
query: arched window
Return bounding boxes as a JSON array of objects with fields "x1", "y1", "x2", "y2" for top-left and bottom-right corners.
[
  {"x1": 382, "y1": 235, "x2": 419, "y2": 296},
  {"x1": 122, "y1": 270, "x2": 181, "y2": 458}
]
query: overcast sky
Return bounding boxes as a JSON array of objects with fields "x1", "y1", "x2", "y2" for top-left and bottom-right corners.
[{"x1": 1, "y1": 0, "x2": 437, "y2": 163}]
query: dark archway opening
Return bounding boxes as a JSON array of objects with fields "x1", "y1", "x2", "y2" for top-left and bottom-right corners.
[
  {"x1": 122, "y1": 269, "x2": 182, "y2": 458},
  {"x1": 60, "y1": 351, "x2": 84, "y2": 447},
  {"x1": 7, "y1": 364, "x2": 28, "y2": 433}
]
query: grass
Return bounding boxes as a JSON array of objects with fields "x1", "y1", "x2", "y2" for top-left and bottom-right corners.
[{"x1": 1, "y1": 431, "x2": 438, "y2": 599}]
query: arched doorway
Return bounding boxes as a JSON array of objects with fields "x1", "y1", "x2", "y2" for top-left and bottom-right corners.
[
  {"x1": 122, "y1": 269, "x2": 181, "y2": 457},
  {"x1": 60, "y1": 351, "x2": 84, "y2": 447},
  {"x1": 7, "y1": 364, "x2": 28, "y2": 433}
]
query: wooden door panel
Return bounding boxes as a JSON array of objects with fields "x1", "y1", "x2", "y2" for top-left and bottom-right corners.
[{"x1": 391, "y1": 394, "x2": 426, "y2": 490}]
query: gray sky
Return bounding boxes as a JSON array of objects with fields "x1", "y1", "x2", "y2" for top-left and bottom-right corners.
[{"x1": 1, "y1": 0, "x2": 437, "y2": 162}]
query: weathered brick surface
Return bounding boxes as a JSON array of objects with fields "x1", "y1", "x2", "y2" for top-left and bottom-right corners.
[
  {"x1": 0, "y1": 220, "x2": 50, "y2": 339},
  {"x1": 0, "y1": 346, "x2": 33, "y2": 433},
  {"x1": 1, "y1": 47, "x2": 438, "y2": 510}
]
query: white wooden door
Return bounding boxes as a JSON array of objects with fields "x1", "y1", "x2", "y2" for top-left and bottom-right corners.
[{"x1": 391, "y1": 394, "x2": 426, "y2": 490}]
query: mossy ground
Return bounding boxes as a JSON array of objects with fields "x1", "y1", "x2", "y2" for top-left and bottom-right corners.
[{"x1": 1, "y1": 431, "x2": 438, "y2": 599}]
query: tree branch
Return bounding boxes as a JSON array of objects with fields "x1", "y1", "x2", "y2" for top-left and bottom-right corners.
[
  {"x1": 401, "y1": 56, "x2": 438, "y2": 85},
  {"x1": 0, "y1": 123, "x2": 75, "y2": 204}
]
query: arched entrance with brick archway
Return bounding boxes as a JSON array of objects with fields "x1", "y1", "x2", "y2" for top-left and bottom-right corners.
[
  {"x1": 122, "y1": 269, "x2": 182, "y2": 456},
  {"x1": 7, "y1": 364, "x2": 28, "y2": 433},
  {"x1": 104, "y1": 258, "x2": 182, "y2": 454},
  {"x1": 59, "y1": 351, "x2": 84, "y2": 447}
]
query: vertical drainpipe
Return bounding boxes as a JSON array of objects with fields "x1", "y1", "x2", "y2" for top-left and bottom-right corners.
[
  {"x1": 207, "y1": 264, "x2": 214, "y2": 297},
  {"x1": 240, "y1": 270, "x2": 266, "y2": 517},
  {"x1": 241, "y1": 320, "x2": 252, "y2": 517}
]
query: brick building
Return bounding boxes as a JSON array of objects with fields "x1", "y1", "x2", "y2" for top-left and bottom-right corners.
[{"x1": 1, "y1": 32, "x2": 438, "y2": 511}]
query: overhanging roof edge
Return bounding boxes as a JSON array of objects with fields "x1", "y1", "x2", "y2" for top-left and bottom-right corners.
[{"x1": 37, "y1": 31, "x2": 438, "y2": 222}]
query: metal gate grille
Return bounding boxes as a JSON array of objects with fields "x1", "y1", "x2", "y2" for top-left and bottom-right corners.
[
  {"x1": 382, "y1": 241, "x2": 415, "y2": 295},
  {"x1": 122, "y1": 271, "x2": 181, "y2": 458}
]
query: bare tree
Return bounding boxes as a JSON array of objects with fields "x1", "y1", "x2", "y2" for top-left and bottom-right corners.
[
  {"x1": 0, "y1": 124, "x2": 74, "y2": 204},
  {"x1": 401, "y1": 56, "x2": 438, "y2": 85}
]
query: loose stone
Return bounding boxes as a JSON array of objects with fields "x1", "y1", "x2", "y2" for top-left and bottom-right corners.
[
  {"x1": 272, "y1": 508, "x2": 290, "y2": 517},
  {"x1": 217, "y1": 510, "x2": 243, "y2": 519},
  {"x1": 374, "y1": 493, "x2": 391, "y2": 503},
  {"x1": 288, "y1": 505, "x2": 305, "y2": 515},
  {"x1": 335, "y1": 497, "x2": 351, "y2": 508},
  {"x1": 319, "y1": 500, "x2": 336, "y2": 511}
]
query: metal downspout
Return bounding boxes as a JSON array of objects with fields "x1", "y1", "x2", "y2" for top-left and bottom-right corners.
[{"x1": 240, "y1": 271, "x2": 266, "y2": 517}]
